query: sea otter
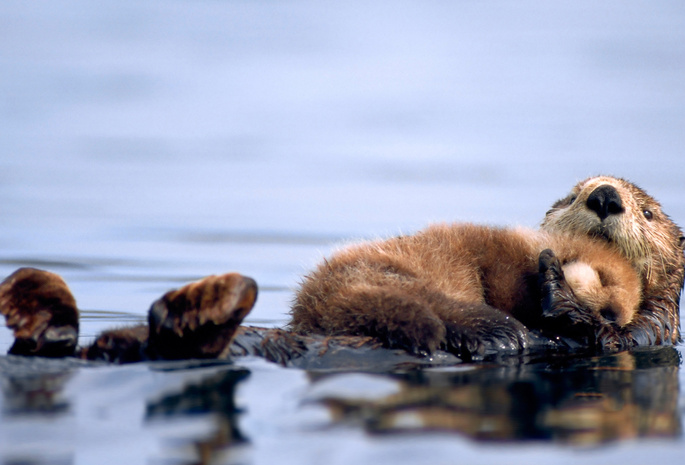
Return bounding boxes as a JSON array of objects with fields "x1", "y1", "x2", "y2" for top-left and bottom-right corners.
[
  {"x1": 0, "y1": 176, "x2": 681, "y2": 364},
  {"x1": 291, "y1": 176, "x2": 684, "y2": 356},
  {"x1": 541, "y1": 176, "x2": 685, "y2": 346}
]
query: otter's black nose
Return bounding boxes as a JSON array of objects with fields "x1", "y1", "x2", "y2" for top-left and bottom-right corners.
[{"x1": 586, "y1": 185, "x2": 624, "y2": 220}]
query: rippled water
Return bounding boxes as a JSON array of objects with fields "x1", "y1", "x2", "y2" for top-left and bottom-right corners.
[{"x1": 2, "y1": 1, "x2": 685, "y2": 464}]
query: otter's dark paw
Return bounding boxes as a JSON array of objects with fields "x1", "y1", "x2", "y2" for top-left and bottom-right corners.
[
  {"x1": 595, "y1": 326, "x2": 628, "y2": 351},
  {"x1": 538, "y1": 249, "x2": 611, "y2": 347},
  {"x1": 539, "y1": 249, "x2": 569, "y2": 317},
  {"x1": 538, "y1": 249, "x2": 585, "y2": 321},
  {"x1": 381, "y1": 311, "x2": 447, "y2": 357},
  {"x1": 0, "y1": 268, "x2": 79, "y2": 358},
  {"x1": 254, "y1": 328, "x2": 309, "y2": 365},
  {"x1": 443, "y1": 305, "x2": 530, "y2": 361},
  {"x1": 147, "y1": 273, "x2": 258, "y2": 360}
]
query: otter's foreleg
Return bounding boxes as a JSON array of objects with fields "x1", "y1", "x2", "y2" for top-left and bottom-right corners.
[{"x1": 623, "y1": 298, "x2": 679, "y2": 347}]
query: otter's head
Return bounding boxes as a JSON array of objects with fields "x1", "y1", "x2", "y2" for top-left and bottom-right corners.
[{"x1": 541, "y1": 176, "x2": 685, "y2": 286}]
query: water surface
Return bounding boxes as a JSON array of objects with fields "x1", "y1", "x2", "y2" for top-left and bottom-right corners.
[{"x1": 1, "y1": 1, "x2": 685, "y2": 464}]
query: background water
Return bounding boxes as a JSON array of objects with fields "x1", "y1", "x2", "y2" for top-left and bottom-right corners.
[{"x1": 1, "y1": 1, "x2": 685, "y2": 464}]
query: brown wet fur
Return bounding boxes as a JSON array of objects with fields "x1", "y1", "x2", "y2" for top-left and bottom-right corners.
[
  {"x1": 542, "y1": 176, "x2": 685, "y2": 345},
  {"x1": 145, "y1": 273, "x2": 258, "y2": 360},
  {"x1": 291, "y1": 224, "x2": 642, "y2": 356},
  {"x1": 81, "y1": 324, "x2": 149, "y2": 363},
  {"x1": 88, "y1": 273, "x2": 258, "y2": 362},
  {"x1": 0, "y1": 268, "x2": 79, "y2": 357},
  {"x1": 0, "y1": 269, "x2": 257, "y2": 363}
]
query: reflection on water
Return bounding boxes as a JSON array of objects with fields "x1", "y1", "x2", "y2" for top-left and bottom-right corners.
[
  {"x1": 0, "y1": 347, "x2": 682, "y2": 464},
  {"x1": 0, "y1": 356, "x2": 83, "y2": 416},
  {"x1": 307, "y1": 347, "x2": 681, "y2": 445},
  {"x1": 3, "y1": 373, "x2": 72, "y2": 416},
  {"x1": 0, "y1": 358, "x2": 253, "y2": 465},
  {"x1": 146, "y1": 367, "x2": 250, "y2": 465}
]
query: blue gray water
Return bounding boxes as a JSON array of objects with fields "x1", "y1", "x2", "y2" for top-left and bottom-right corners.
[{"x1": 1, "y1": 1, "x2": 685, "y2": 464}]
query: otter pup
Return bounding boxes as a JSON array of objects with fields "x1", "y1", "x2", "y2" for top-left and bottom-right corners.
[
  {"x1": 291, "y1": 224, "x2": 642, "y2": 357},
  {"x1": 541, "y1": 176, "x2": 685, "y2": 345}
]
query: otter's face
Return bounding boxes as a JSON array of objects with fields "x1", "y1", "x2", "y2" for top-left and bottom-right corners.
[{"x1": 541, "y1": 176, "x2": 683, "y2": 276}]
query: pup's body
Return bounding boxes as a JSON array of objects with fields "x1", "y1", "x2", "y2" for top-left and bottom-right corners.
[{"x1": 291, "y1": 224, "x2": 642, "y2": 356}]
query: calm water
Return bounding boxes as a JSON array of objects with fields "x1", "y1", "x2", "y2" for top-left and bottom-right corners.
[{"x1": 1, "y1": 1, "x2": 685, "y2": 464}]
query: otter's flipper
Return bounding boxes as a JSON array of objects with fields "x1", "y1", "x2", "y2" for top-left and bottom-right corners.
[
  {"x1": 146, "y1": 273, "x2": 258, "y2": 360},
  {"x1": 0, "y1": 268, "x2": 79, "y2": 358}
]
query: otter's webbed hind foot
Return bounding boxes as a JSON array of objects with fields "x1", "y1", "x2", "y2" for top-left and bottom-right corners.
[
  {"x1": 0, "y1": 268, "x2": 79, "y2": 358},
  {"x1": 83, "y1": 273, "x2": 259, "y2": 363},
  {"x1": 145, "y1": 273, "x2": 258, "y2": 361}
]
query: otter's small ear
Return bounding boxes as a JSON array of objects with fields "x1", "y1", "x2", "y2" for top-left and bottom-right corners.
[{"x1": 679, "y1": 236, "x2": 685, "y2": 248}]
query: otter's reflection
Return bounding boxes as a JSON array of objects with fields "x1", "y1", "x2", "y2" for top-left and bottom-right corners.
[
  {"x1": 146, "y1": 367, "x2": 250, "y2": 465},
  {"x1": 308, "y1": 347, "x2": 681, "y2": 445},
  {"x1": 0, "y1": 356, "x2": 75, "y2": 416},
  {"x1": 0, "y1": 357, "x2": 76, "y2": 465}
]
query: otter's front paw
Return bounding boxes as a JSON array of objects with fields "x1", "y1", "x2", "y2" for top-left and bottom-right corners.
[
  {"x1": 539, "y1": 249, "x2": 583, "y2": 321},
  {"x1": 538, "y1": 249, "x2": 607, "y2": 346},
  {"x1": 443, "y1": 304, "x2": 530, "y2": 361}
]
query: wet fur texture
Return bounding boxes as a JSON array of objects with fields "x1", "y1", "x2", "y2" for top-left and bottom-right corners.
[
  {"x1": 541, "y1": 176, "x2": 685, "y2": 345},
  {"x1": 291, "y1": 224, "x2": 642, "y2": 357},
  {"x1": 0, "y1": 270, "x2": 258, "y2": 363},
  {"x1": 1, "y1": 176, "x2": 681, "y2": 363},
  {"x1": 0, "y1": 268, "x2": 79, "y2": 357}
]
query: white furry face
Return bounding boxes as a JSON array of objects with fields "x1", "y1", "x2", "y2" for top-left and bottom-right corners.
[{"x1": 562, "y1": 261, "x2": 601, "y2": 297}]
